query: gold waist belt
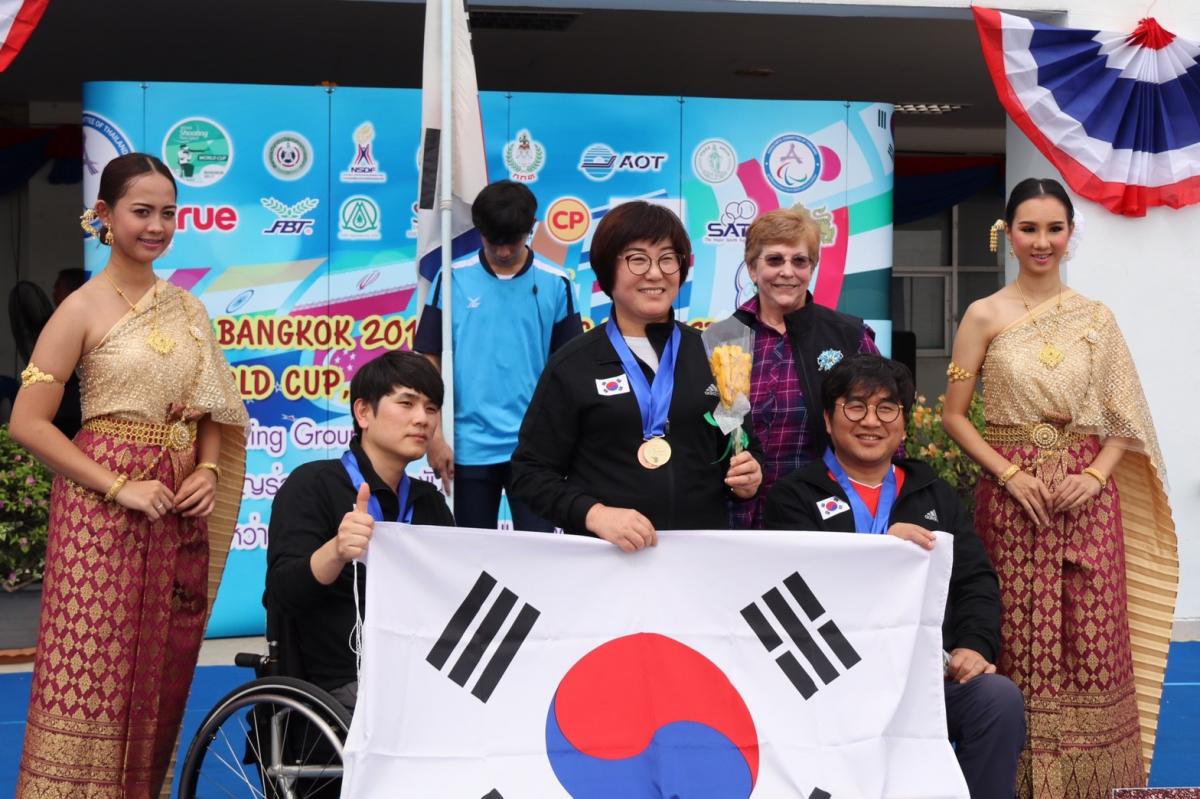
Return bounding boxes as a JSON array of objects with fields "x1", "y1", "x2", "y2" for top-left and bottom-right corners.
[
  {"x1": 83, "y1": 417, "x2": 197, "y2": 451},
  {"x1": 983, "y1": 422, "x2": 1087, "y2": 450}
]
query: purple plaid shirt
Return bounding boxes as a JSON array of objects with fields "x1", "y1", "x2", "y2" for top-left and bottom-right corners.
[{"x1": 730, "y1": 296, "x2": 879, "y2": 529}]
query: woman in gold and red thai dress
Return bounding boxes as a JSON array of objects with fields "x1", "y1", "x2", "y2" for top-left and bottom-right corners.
[
  {"x1": 10, "y1": 153, "x2": 248, "y2": 798},
  {"x1": 941, "y1": 177, "x2": 1177, "y2": 799}
]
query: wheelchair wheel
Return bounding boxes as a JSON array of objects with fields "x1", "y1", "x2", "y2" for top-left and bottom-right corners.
[{"x1": 178, "y1": 676, "x2": 353, "y2": 799}]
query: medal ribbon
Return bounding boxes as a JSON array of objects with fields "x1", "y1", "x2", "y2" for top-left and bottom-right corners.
[
  {"x1": 341, "y1": 449, "x2": 414, "y2": 523},
  {"x1": 821, "y1": 446, "x2": 896, "y2": 534},
  {"x1": 605, "y1": 320, "x2": 680, "y2": 440}
]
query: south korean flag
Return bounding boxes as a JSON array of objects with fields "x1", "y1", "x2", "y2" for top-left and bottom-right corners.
[{"x1": 340, "y1": 526, "x2": 968, "y2": 798}]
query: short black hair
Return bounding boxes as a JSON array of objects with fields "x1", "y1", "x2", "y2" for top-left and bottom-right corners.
[
  {"x1": 471, "y1": 180, "x2": 537, "y2": 244},
  {"x1": 1005, "y1": 177, "x2": 1074, "y2": 227},
  {"x1": 589, "y1": 201, "x2": 692, "y2": 297},
  {"x1": 820, "y1": 354, "x2": 915, "y2": 424},
  {"x1": 349, "y1": 351, "x2": 444, "y2": 436}
]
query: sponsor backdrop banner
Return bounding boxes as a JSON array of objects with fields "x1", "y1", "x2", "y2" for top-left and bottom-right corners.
[
  {"x1": 341, "y1": 525, "x2": 966, "y2": 798},
  {"x1": 83, "y1": 82, "x2": 894, "y2": 636}
]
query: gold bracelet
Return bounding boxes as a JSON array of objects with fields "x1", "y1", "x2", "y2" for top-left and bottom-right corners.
[
  {"x1": 1082, "y1": 467, "x2": 1107, "y2": 487},
  {"x1": 104, "y1": 474, "x2": 129, "y2": 502},
  {"x1": 946, "y1": 362, "x2": 975, "y2": 383},
  {"x1": 194, "y1": 462, "x2": 221, "y2": 482},
  {"x1": 997, "y1": 464, "x2": 1021, "y2": 487}
]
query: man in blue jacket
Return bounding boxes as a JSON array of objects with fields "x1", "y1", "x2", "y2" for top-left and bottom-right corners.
[{"x1": 765, "y1": 354, "x2": 1024, "y2": 799}]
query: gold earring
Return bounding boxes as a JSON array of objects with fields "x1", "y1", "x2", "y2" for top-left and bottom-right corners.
[
  {"x1": 1008, "y1": 245, "x2": 1015, "y2": 257},
  {"x1": 79, "y1": 208, "x2": 98, "y2": 237},
  {"x1": 988, "y1": 219, "x2": 1005, "y2": 253},
  {"x1": 104, "y1": 228, "x2": 114, "y2": 245}
]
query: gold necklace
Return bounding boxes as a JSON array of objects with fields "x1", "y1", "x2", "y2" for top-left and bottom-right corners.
[
  {"x1": 1014, "y1": 278, "x2": 1064, "y2": 369},
  {"x1": 103, "y1": 270, "x2": 175, "y2": 355}
]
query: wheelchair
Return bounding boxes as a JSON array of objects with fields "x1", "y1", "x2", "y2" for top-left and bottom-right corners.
[{"x1": 177, "y1": 610, "x2": 353, "y2": 799}]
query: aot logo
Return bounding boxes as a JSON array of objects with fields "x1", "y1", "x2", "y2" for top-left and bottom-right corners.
[
  {"x1": 546, "y1": 197, "x2": 591, "y2": 244},
  {"x1": 175, "y1": 205, "x2": 239, "y2": 233},
  {"x1": 261, "y1": 197, "x2": 318, "y2": 236},
  {"x1": 704, "y1": 199, "x2": 758, "y2": 244},
  {"x1": 578, "y1": 143, "x2": 667, "y2": 182}
]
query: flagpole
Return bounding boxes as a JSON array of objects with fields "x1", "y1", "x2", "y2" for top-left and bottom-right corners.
[{"x1": 439, "y1": 0, "x2": 456, "y2": 499}]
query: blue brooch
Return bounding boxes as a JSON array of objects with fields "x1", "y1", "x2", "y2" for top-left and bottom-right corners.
[{"x1": 817, "y1": 349, "x2": 843, "y2": 371}]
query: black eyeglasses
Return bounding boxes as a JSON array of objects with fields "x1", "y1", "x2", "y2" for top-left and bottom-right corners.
[
  {"x1": 622, "y1": 251, "x2": 682, "y2": 275},
  {"x1": 837, "y1": 400, "x2": 903, "y2": 423},
  {"x1": 760, "y1": 253, "x2": 814, "y2": 269}
]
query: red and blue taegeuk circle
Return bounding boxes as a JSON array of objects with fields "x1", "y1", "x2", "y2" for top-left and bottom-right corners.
[{"x1": 546, "y1": 633, "x2": 759, "y2": 798}]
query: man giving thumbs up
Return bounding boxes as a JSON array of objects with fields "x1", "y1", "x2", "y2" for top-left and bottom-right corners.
[{"x1": 266, "y1": 352, "x2": 455, "y2": 712}]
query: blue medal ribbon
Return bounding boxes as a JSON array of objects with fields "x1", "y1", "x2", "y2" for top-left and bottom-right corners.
[
  {"x1": 341, "y1": 449, "x2": 413, "y2": 524},
  {"x1": 605, "y1": 320, "x2": 680, "y2": 441},
  {"x1": 821, "y1": 446, "x2": 897, "y2": 534}
]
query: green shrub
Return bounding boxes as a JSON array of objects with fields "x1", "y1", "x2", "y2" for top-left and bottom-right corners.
[
  {"x1": 905, "y1": 393, "x2": 986, "y2": 514},
  {"x1": 0, "y1": 424, "x2": 52, "y2": 591}
]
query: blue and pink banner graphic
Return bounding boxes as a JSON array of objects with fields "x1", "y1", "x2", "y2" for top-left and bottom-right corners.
[{"x1": 82, "y1": 82, "x2": 894, "y2": 636}]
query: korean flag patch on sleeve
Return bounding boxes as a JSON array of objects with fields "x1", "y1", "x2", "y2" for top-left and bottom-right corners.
[{"x1": 817, "y1": 496, "x2": 851, "y2": 520}]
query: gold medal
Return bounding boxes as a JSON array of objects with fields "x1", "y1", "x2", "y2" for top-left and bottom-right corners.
[{"x1": 637, "y1": 437, "x2": 672, "y2": 469}]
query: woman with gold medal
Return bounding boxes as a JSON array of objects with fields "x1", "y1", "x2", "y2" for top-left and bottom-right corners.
[
  {"x1": 511, "y1": 201, "x2": 763, "y2": 550},
  {"x1": 10, "y1": 153, "x2": 249, "y2": 798},
  {"x1": 941, "y1": 178, "x2": 1177, "y2": 799}
]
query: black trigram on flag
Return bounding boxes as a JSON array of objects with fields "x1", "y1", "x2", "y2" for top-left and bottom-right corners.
[
  {"x1": 426, "y1": 571, "x2": 540, "y2": 702},
  {"x1": 741, "y1": 571, "x2": 861, "y2": 700}
]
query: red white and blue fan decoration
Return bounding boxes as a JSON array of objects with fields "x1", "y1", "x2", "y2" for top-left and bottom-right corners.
[
  {"x1": 975, "y1": 7, "x2": 1200, "y2": 217},
  {"x1": 0, "y1": 0, "x2": 48, "y2": 72}
]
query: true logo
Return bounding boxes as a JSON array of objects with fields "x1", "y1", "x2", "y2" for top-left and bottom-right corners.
[
  {"x1": 261, "y1": 197, "x2": 318, "y2": 236},
  {"x1": 504, "y1": 129, "x2": 545, "y2": 183}
]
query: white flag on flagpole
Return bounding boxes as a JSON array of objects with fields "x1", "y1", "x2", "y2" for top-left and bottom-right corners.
[
  {"x1": 341, "y1": 526, "x2": 970, "y2": 799},
  {"x1": 416, "y1": 0, "x2": 488, "y2": 290}
]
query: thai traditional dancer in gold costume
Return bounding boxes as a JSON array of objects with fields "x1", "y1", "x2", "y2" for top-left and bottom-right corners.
[
  {"x1": 942, "y1": 178, "x2": 1177, "y2": 799},
  {"x1": 10, "y1": 153, "x2": 249, "y2": 798}
]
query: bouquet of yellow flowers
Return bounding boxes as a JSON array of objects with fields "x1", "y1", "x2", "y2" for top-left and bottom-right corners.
[{"x1": 701, "y1": 318, "x2": 754, "y2": 457}]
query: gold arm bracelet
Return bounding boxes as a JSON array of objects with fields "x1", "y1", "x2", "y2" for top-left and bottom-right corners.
[
  {"x1": 997, "y1": 464, "x2": 1021, "y2": 487},
  {"x1": 1082, "y1": 467, "x2": 1107, "y2": 487},
  {"x1": 104, "y1": 474, "x2": 129, "y2": 502},
  {"x1": 194, "y1": 462, "x2": 221, "y2": 482},
  {"x1": 20, "y1": 363, "x2": 61, "y2": 388},
  {"x1": 946, "y1": 362, "x2": 975, "y2": 383}
]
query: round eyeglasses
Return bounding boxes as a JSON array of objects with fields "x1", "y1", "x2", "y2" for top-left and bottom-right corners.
[
  {"x1": 622, "y1": 251, "x2": 682, "y2": 275},
  {"x1": 837, "y1": 400, "x2": 903, "y2": 423}
]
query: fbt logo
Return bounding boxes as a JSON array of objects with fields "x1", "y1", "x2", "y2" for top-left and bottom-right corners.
[
  {"x1": 545, "y1": 197, "x2": 591, "y2": 244},
  {"x1": 261, "y1": 197, "x2": 319, "y2": 236},
  {"x1": 176, "y1": 205, "x2": 238, "y2": 233}
]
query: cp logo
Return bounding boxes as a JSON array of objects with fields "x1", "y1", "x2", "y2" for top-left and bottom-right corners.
[{"x1": 545, "y1": 197, "x2": 591, "y2": 244}]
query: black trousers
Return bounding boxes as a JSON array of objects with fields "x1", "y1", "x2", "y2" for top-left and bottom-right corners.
[
  {"x1": 945, "y1": 673, "x2": 1025, "y2": 799},
  {"x1": 454, "y1": 462, "x2": 555, "y2": 532}
]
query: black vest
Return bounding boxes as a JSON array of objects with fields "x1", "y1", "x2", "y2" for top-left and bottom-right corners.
[{"x1": 734, "y1": 292, "x2": 870, "y2": 454}]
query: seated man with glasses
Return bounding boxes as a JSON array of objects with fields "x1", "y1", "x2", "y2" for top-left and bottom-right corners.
[{"x1": 764, "y1": 354, "x2": 1024, "y2": 799}]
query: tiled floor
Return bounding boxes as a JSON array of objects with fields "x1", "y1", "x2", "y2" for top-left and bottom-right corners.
[{"x1": 1, "y1": 641, "x2": 1197, "y2": 795}]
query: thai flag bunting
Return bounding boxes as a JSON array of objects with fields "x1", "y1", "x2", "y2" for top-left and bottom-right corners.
[
  {"x1": 974, "y1": 8, "x2": 1200, "y2": 217},
  {"x1": 0, "y1": 0, "x2": 48, "y2": 72}
]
